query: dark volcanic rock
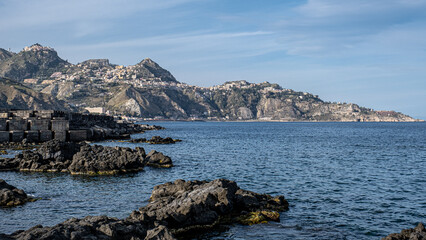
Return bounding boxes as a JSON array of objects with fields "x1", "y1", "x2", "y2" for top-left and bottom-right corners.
[
  {"x1": 0, "y1": 140, "x2": 170, "y2": 175},
  {"x1": 144, "y1": 150, "x2": 173, "y2": 168},
  {"x1": 10, "y1": 216, "x2": 148, "y2": 240},
  {"x1": 0, "y1": 179, "x2": 35, "y2": 207},
  {"x1": 0, "y1": 140, "x2": 83, "y2": 172},
  {"x1": 69, "y1": 145, "x2": 146, "y2": 175},
  {"x1": 147, "y1": 136, "x2": 181, "y2": 144},
  {"x1": 5, "y1": 179, "x2": 288, "y2": 239},
  {"x1": 129, "y1": 136, "x2": 181, "y2": 144},
  {"x1": 383, "y1": 223, "x2": 426, "y2": 240},
  {"x1": 145, "y1": 225, "x2": 176, "y2": 240},
  {"x1": 129, "y1": 179, "x2": 289, "y2": 236},
  {"x1": 129, "y1": 138, "x2": 147, "y2": 143},
  {"x1": 35, "y1": 140, "x2": 82, "y2": 161}
]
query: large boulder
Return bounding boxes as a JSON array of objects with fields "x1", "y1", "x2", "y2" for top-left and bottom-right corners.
[
  {"x1": 146, "y1": 136, "x2": 181, "y2": 144},
  {"x1": 129, "y1": 136, "x2": 181, "y2": 144},
  {"x1": 382, "y1": 223, "x2": 426, "y2": 240},
  {"x1": 0, "y1": 140, "x2": 174, "y2": 175},
  {"x1": 68, "y1": 145, "x2": 146, "y2": 175},
  {"x1": 0, "y1": 179, "x2": 35, "y2": 207},
  {"x1": 10, "y1": 216, "x2": 148, "y2": 240},
  {"x1": 144, "y1": 150, "x2": 173, "y2": 168},
  {"x1": 129, "y1": 179, "x2": 289, "y2": 237},
  {"x1": 5, "y1": 179, "x2": 288, "y2": 239},
  {"x1": 0, "y1": 140, "x2": 83, "y2": 172},
  {"x1": 35, "y1": 140, "x2": 82, "y2": 162}
]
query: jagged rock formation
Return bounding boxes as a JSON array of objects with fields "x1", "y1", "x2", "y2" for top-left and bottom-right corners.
[
  {"x1": 130, "y1": 136, "x2": 182, "y2": 144},
  {"x1": 0, "y1": 179, "x2": 35, "y2": 207},
  {"x1": 69, "y1": 145, "x2": 146, "y2": 175},
  {"x1": 0, "y1": 78, "x2": 72, "y2": 111},
  {"x1": 143, "y1": 150, "x2": 173, "y2": 168},
  {"x1": 382, "y1": 222, "x2": 426, "y2": 240},
  {"x1": 0, "y1": 44, "x2": 420, "y2": 122},
  {"x1": 0, "y1": 140, "x2": 172, "y2": 174},
  {"x1": 4, "y1": 179, "x2": 288, "y2": 240}
]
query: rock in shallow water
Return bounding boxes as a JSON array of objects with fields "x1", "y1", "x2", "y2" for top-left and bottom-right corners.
[
  {"x1": 382, "y1": 223, "x2": 426, "y2": 240},
  {"x1": 144, "y1": 150, "x2": 173, "y2": 168},
  {"x1": 0, "y1": 179, "x2": 35, "y2": 207},
  {"x1": 0, "y1": 140, "x2": 173, "y2": 175},
  {"x1": 69, "y1": 145, "x2": 146, "y2": 175},
  {"x1": 129, "y1": 179, "x2": 289, "y2": 237},
  {"x1": 6, "y1": 179, "x2": 288, "y2": 239}
]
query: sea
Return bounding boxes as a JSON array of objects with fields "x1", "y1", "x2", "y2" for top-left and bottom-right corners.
[{"x1": 1, "y1": 122, "x2": 425, "y2": 239}]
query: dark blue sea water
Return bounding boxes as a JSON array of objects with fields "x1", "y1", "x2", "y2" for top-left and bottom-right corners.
[{"x1": 1, "y1": 122, "x2": 425, "y2": 239}]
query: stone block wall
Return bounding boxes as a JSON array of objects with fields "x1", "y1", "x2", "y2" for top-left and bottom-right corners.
[
  {"x1": 68, "y1": 130, "x2": 88, "y2": 142},
  {"x1": 51, "y1": 120, "x2": 69, "y2": 131},
  {"x1": 0, "y1": 110, "x2": 120, "y2": 143},
  {"x1": 10, "y1": 131, "x2": 24, "y2": 142},
  {"x1": 29, "y1": 119, "x2": 50, "y2": 131},
  {"x1": 8, "y1": 119, "x2": 27, "y2": 131},
  {"x1": 25, "y1": 131, "x2": 39, "y2": 143},
  {"x1": 0, "y1": 119, "x2": 6, "y2": 131},
  {"x1": 0, "y1": 131, "x2": 9, "y2": 142},
  {"x1": 39, "y1": 130, "x2": 52, "y2": 142}
]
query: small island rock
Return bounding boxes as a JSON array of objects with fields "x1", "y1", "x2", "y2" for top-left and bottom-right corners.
[{"x1": 0, "y1": 179, "x2": 35, "y2": 207}]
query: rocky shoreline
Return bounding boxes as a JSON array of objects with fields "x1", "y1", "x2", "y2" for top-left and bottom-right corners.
[
  {"x1": 0, "y1": 179, "x2": 35, "y2": 207},
  {"x1": 1, "y1": 179, "x2": 289, "y2": 240},
  {"x1": 129, "y1": 136, "x2": 182, "y2": 144},
  {"x1": 382, "y1": 223, "x2": 426, "y2": 240},
  {"x1": 0, "y1": 140, "x2": 173, "y2": 174}
]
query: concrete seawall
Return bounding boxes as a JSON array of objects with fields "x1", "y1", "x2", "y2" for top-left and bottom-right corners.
[{"x1": 0, "y1": 110, "x2": 132, "y2": 143}]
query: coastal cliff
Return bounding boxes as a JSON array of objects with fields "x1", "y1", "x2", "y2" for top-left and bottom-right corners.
[{"x1": 0, "y1": 44, "x2": 420, "y2": 122}]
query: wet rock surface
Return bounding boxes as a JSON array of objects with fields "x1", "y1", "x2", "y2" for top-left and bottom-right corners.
[
  {"x1": 0, "y1": 140, "x2": 172, "y2": 175},
  {"x1": 129, "y1": 136, "x2": 182, "y2": 144},
  {"x1": 5, "y1": 179, "x2": 288, "y2": 239},
  {"x1": 0, "y1": 179, "x2": 35, "y2": 207},
  {"x1": 144, "y1": 150, "x2": 173, "y2": 168},
  {"x1": 0, "y1": 140, "x2": 83, "y2": 172},
  {"x1": 10, "y1": 216, "x2": 149, "y2": 240},
  {"x1": 0, "y1": 142, "x2": 37, "y2": 151},
  {"x1": 129, "y1": 179, "x2": 289, "y2": 237},
  {"x1": 383, "y1": 223, "x2": 426, "y2": 240},
  {"x1": 69, "y1": 145, "x2": 146, "y2": 175}
]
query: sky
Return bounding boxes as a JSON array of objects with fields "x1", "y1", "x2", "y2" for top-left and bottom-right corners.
[{"x1": 0, "y1": 0, "x2": 425, "y2": 119}]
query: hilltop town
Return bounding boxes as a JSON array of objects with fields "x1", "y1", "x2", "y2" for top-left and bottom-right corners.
[{"x1": 0, "y1": 44, "x2": 420, "y2": 122}]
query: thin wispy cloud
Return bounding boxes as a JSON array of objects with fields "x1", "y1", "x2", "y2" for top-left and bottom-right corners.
[{"x1": 0, "y1": 0, "x2": 425, "y2": 118}]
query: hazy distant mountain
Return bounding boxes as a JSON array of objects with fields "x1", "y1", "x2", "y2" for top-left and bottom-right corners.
[
  {"x1": 0, "y1": 44, "x2": 420, "y2": 122},
  {"x1": 0, "y1": 77, "x2": 72, "y2": 111}
]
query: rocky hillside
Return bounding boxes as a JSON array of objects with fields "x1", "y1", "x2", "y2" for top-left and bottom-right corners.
[
  {"x1": 0, "y1": 44, "x2": 68, "y2": 81},
  {"x1": 0, "y1": 48, "x2": 14, "y2": 61},
  {"x1": 0, "y1": 77, "x2": 72, "y2": 111},
  {"x1": 0, "y1": 44, "x2": 420, "y2": 122}
]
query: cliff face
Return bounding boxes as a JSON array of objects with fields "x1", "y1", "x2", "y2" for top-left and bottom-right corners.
[{"x1": 0, "y1": 44, "x2": 420, "y2": 122}]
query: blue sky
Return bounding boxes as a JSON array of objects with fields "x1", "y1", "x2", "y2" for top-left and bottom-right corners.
[{"x1": 0, "y1": 0, "x2": 425, "y2": 119}]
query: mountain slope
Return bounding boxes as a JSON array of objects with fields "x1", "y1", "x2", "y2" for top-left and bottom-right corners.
[
  {"x1": 0, "y1": 77, "x2": 72, "y2": 111},
  {"x1": 0, "y1": 48, "x2": 14, "y2": 61},
  {"x1": 0, "y1": 44, "x2": 420, "y2": 122},
  {"x1": 0, "y1": 44, "x2": 68, "y2": 81}
]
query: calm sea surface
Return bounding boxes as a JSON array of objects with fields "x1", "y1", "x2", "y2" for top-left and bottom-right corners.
[{"x1": 1, "y1": 122, "x2": 425, "y2": 239}]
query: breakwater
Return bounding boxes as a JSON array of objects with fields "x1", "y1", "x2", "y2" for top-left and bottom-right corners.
[{"x1": 0, "y1": 110, "x2": 151, "y2": 143}]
